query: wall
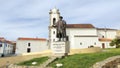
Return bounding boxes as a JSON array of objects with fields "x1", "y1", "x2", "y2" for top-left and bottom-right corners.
[
  {"x1": 66, "y1": 28, "x2": 99, "y2": 49},
  {"x1": 69, "y1": 47, "x2": 102, "y2": 55},
  {"x1": 99, "y1": 41, "x2": 115, "y2": 48},
  {"x1": 0, "y1": 42, "x2": 13, "y2": 56},
  {"x1": 4, "y1": 43, "x2": 13, "y2": 55},
  {"x1": 74, "y1": 36, "x2": 100, "y2": 49},
  {"x1": 0, "y1": 42, "x2": 4, "y2": 54},
  {"x1": 97, "y1": 30, "x2": 117, "y2": 39},
  {"x1": 16, "y1": 40, "x2": 48, "y2": 55}
]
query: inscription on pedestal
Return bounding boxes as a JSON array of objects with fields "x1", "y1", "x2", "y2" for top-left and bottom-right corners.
[{"x1": 51, "y1": 41, "x2": 69, "y2": 56}]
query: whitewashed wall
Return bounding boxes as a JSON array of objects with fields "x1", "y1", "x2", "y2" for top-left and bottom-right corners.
[
  {"x1": 99, "y1": 41, "x2": 115, "y2": 48},
  {"x1": 67, "y1": 28, "x2": 98, "y2": 36},
  {"x1": 4, "y1": 43, "x2": 13, "y2": 55},
  {"x1": 74, "y1": 37, "x2": 100, "y2": 49},
  {"x1": 0, "y1": 42, "x2": 13, "y2": 56},
  {"x1": 16, "y1": 40, "x2": 48, "y2": 54},
  {"x1": 66, "y1": 28, "x2": 99, "y2": 49},
  {"x1": 97, "y1": 30, "x2": 117, "y2": 39},
  {"x1": 0, "y1": 42, "x2": 4, "y2": 55}
]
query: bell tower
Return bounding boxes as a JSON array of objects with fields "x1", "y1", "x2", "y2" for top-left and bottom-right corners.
[
  {"x1": 49, "y1": 8, "x2": 60, "y2": 49},
  {"x1": 49, "y1": 8, "x2": 60, "y2": 26}
]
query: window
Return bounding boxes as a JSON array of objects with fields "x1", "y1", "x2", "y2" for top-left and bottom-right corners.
[
  {"x1": 66, "y1": 36, "x2": 69, "y2": 41},
  {"x1": 102, "y1": 43, "x2": 105, "y2": 48},
  {"x1": 27, "y1": 48, "x2": 31, "y2": 53},
  {"x1": 28, "y1": 43, "x2": 30, "y2": 47},
  {"x1": 94, "y1": 42, "x2": 96, "y2": 45},
  {"x1": 53, "y1": 31, "x2": 55, "y2": 34},
  {"x1": 53, "y1": 18, "x2": 56, "y2": 25},
  {"x1": 53, "y1": 39, "x2": 55, "y2": 41},
  {"x1": 0, "y1": 44, "x2": 2, "y2": 47},
  {"x1": 80, "y1": 42, "x2": 82, "y2": 45},
  {"x1": 102, "y1": 36, "x2": 104, "y2": 38}
]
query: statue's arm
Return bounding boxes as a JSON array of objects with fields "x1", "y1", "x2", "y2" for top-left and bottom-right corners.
[{"x1": 63, "y1": 20, "x2": 67, "y2": 27}]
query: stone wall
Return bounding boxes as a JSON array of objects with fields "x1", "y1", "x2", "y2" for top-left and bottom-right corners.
[
  {"x1": 69, "y1": 47, "x2": 102, "y2": 55},
  {"x1": 92, "y1": 56, "x2": 120, "y2": 68}
]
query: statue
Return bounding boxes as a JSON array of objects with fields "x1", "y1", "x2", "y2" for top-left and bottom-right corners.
[{"x1": 53, "y1": 16, "x2": 66, "y2": 41}]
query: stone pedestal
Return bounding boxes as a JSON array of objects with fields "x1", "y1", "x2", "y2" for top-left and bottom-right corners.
[{"x1": 51, "y1": 41, "x2": 69, "y2": 57}]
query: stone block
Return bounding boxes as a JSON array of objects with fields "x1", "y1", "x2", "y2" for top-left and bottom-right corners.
[{"x1": 51, "y1": 41, "x2": 69, "y2": 56}]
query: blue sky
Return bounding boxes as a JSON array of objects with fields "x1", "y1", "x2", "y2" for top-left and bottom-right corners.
[{"x1": 0, "y1": 0, "x2": 120, "y2": 40}]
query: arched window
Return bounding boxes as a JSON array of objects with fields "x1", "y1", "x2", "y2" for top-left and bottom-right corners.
[
  {"x1": 53, "y1": 31, "x2": 55, "y2": 34},
  {"x1": 53, "y1": 18, "x2": 56, "y2": 25}
]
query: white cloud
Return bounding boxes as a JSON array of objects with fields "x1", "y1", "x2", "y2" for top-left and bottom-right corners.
[{"x1": 0, "y1": 0, "x2": 120, "y2": 40}]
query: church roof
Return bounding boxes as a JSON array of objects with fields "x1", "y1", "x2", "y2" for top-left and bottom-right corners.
[
  {"x1": 66, "y1": 24, "x2": 95, "y2": 28},
  {"x1": 18, "y1": 37, "x2": 47, "y2": 41}
]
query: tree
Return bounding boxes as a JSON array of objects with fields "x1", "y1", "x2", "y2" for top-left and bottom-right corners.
[{"x1": 110, "y1": 38, "x2": 120, "y2": 48}]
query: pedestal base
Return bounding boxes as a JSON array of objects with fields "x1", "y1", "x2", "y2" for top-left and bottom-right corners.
[{"x1": 51, "y1": 41, "x2": 69, "y2": 57}]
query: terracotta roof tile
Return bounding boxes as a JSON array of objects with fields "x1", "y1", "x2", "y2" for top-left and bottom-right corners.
[
  {"x1": 0, "y1": 37, "x2": 4, "y2": 39},
  {"x1": 18, "y1": 37, "x2": 47, "y2": 41},
  {"x1": 0, "y1": 37, "x2": 5, "y2": 42},
  {"x1": 0, "y1": 37, "x2": 15, "y2": 45},
  {"x1": 66, "y1": 24, "x2": 95, "y2": 28},
  {"x1": 6, "y1": 40, "x2": 16, "y2": 45},
  {"x1": 99, "y1": 38, "x2": 112, "y2": 42}
]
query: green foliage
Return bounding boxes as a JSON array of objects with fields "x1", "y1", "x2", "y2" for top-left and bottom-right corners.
[
  {"x1": 49, "y1": 48, "x2": 120, "y2": 68},
  {"x1": 18, "y1": 56, "x2": 49, "y2": 66},
  {"x1": 110, "y1": 38, "x2": 120, "y2": 48},
  {"x1": 17, "y1": 48, "x2": 120, "y2": 68}
]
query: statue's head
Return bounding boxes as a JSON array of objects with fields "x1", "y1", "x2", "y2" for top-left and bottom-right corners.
[{"x1": 59, "y1": 16, "x2": 63, "y2": 20}]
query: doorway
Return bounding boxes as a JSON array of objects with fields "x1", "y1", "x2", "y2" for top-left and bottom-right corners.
[
  {"x1": 27, "y1": 48, "x2": 31, "y2": 53},
  {"x1": 102, "y1": 43, "x2": 105, "y2": 49}
]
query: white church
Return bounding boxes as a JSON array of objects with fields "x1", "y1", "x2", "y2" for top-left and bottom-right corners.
[
  {"x1": 49, "y1": 8, "x2": 117, "y2": 49},
  {"x1": 15, "y1": 8, "x2": 117, "y2": 55}
]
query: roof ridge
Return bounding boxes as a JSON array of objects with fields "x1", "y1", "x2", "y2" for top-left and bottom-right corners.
[{"x1": 18, "y1": 37, "x2": 47, "y2": 41}]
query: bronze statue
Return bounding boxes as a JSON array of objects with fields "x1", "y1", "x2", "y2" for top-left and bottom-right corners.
[{"x1": 53, "y1": 16, "x2": 66, "y2": 41}]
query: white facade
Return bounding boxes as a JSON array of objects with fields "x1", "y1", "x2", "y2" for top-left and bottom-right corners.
[
  {"x1": 49, "y1": 8, "x2": 60, "y2": 48},
  {"x1": 49, "y1": 8, "x2": 117, "y2": 49},
  {"x1": 0, "y1": 38, "x2": 14, "y2": 57},
  {"x1": 97, "y1": 29, "x2": 117, "y2": 48},
  {"x1": 97, "y1": 28, "x2": 117, "y2": 39},
  {"x1": 16, "y1": 38, "x2": 48, "y2": 55},
  {"x1": 66, "y1": 28, "x2": 100, "y2": 49}
]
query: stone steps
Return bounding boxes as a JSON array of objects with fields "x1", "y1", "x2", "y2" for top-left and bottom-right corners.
[{"x1": 39, "y1": 56, "x2": 57, "y2": 68}]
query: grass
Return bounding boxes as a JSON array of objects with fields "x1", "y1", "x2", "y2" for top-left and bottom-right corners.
[
  {"x1": 17, "y1": 48, "x2": 120, "y2": 68},
  {"x1": 18, "y1": 56, "x2": 49, "y2": 66},
  {"x1": 48, "y1": 48, "x2": 120, "y2": 68}
]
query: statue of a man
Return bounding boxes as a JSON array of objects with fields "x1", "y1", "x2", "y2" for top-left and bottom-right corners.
[{"x1": 55, "y1": 16, "x2": 66, "y2": 41}]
